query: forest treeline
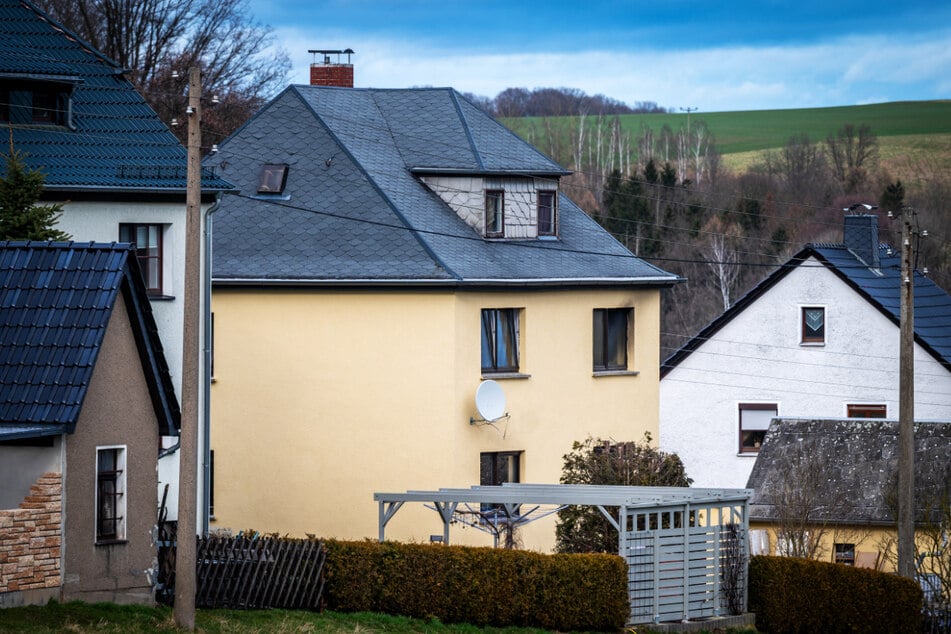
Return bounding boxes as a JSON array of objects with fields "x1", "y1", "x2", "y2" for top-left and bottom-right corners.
[
  {"x1": 502, "y1": 113, "x2": 951, "y2": 360},
  {"x1": 462, "y1": 87, "x2": 668, "y2": 118}
]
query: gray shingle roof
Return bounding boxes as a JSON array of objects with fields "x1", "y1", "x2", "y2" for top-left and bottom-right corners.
[
  {"x1": 747, "y1": 418, "x2": 951, "y2": 525},
  {"x1": 0, "y1": 0, "x2": 231, "y2": 192},
  {"x1": 208, "y1": 86, "x2": 678, "y2": 285},
  {"x1": 0, "y1": 241, "x2": 179, "y2": 439}
]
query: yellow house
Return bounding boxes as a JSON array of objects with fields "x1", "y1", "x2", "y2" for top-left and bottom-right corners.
[
  {"x1": 746, "y1": 418, "x2": 951, "y2": 590},
  {"x1": 204, "y1": 85, "x2": 679, "y2": 550}
]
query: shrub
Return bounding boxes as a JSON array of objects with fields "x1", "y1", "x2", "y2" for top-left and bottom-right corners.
[
  {"x1": 749, "y1": 555, "x2": 923, "y2": 633},
  {"x1": 324, "y1": 539, "x2": 628, "y2": 631}
]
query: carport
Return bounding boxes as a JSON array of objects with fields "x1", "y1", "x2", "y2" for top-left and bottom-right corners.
[{"x1": 374, "y1": 483, "x2": 753, "y2": 625}]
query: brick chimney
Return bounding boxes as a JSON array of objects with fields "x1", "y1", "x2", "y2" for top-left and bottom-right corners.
[
  {"x1": 308, "y1": 48, "x2": 354, "y2": 87},
  {"x1": 843, "y1": 213, "x2": 881, "y2": 270}
]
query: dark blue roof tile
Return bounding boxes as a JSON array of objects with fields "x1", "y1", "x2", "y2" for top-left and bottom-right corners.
[
  {"x1": 0, "y1": 241, "x2": 180, "y2": 438},
  {"x1": 0, "y1": 0, "x2": 232, "y2": 193}
]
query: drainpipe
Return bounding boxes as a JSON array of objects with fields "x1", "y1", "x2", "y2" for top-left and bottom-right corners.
[{"x1": 201, "y1": 191, "x2": 222, "y2": 536}]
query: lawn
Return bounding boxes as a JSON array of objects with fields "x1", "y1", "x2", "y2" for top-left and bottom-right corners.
[{"x1": 0, "y1": 601, "x2": 759, "y2": 634}]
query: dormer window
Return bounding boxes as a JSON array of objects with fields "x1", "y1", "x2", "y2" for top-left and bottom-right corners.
[
  {"x1": 0, "y1": 79, "x2": 72, "y2": 127},
  {"x1": 258, "y1": 163, "x2": 289, "y2": 194},
  {"x1": 538, "y1": 190, "x2": 556, "y2": 236},
  {"x1": 485, "y1": 190, "x2": 504, "y2": 238}
]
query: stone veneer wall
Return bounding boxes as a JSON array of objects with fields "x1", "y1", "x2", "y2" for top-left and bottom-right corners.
[{"x1": 0, "y1": 472, "x2": 62, "y2": 594}]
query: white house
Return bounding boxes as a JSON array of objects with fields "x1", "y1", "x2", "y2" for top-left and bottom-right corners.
[
  {"x1": 660, "y1": 213, "x2": 951, "y2": 488},
  {"x1": 0, "y1": 0, "x2": 232, "y2": 526}
]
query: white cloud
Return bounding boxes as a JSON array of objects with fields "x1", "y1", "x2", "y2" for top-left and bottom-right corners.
[{"x1": 272, "y1": 27, "x2": 951, "y2": 111}]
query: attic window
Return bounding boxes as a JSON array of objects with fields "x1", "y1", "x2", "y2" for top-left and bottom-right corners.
[
  {"x1": 485, "y1": 190, "x2": 504, "y2": 238},
  {"x1": 258, "y1": 163, "x2": 289, "y2": 194},
  {"x1": 801, "y1": 306, "x2": 825, "y2": 344}
]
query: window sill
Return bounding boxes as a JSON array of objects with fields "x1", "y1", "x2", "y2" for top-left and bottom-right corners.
[
  {"x1": 592, "y1": 369, "x2": 639, "y2": 378},
  {"x1": 481, "y1": 372, "x2": 531, "y2": 380},
  {"x1": 148, "y1": 294, "x2": 176, "y2": 301},
  {"x1": 95, "y1": 539, "x2": 128, "y2": 546},
  {"x1": 800, "y1": 341, "x2": 824, "y2": 347},
  {"x1": 737, "y1": 452, "x2": 760, "y2": 457}
]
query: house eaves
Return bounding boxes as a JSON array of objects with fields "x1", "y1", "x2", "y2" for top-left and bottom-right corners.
[{"x1": 212, "y1": 276, "x2": 682, "y2": 289}]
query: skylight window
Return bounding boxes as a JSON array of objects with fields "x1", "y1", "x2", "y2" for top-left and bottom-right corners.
[{"x1": 257, "y1": 163, "x2": 289, "y2": 194}]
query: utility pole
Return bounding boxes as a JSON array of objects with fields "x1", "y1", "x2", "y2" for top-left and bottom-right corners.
[
  {"x1": 174, "y1": 65, "x2": 202, "y2": 630},
  {"x1": 897, "y1": 205, "x2": 916, "y2": 579},
  {"x1": 680, "y1": 106, "x2": 698, "y2": 138}
]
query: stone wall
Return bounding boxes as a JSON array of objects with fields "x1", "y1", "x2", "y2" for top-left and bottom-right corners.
[{"x1": 0, "y1": 472, "x2": 62, "y2": 594}]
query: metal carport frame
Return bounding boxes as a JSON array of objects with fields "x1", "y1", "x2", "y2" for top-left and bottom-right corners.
[{"x1": 374, "y1": 483, "x2": 753, "y2": 625}]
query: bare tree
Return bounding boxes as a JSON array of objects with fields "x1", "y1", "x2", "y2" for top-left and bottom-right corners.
[
  {"x1": 703, "y1": 215, "x2": 741, "y2": 311},
  {"x1": 826, "y1": 123, "x2": 878, "y2": 193},
  {"x1": 34, "y1": 0, "x2": 290, "y2": 146}
]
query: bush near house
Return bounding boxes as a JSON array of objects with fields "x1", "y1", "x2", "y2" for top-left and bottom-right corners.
[
  {"x1": 749, "y1": 555, "x2": 923, "y2": 633},
  {"x1": 324, "y1": 539, "x2": 629, "y2": 632}
]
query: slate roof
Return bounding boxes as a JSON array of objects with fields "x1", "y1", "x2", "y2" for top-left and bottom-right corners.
[
  {"x1": 0, "y1": 241, "x2": 180, "y2": 439},
  {"x1": 0, "y1": 0, "x2": 231, "y2": 193},
  {"x1": 661, "y1": 238, "x2": 951, "y2": 376},
  {"x1": 207, "y1": 86, "x2": 679, "y2": 286},
  {"x1": 747, "y1": 418, "x2": 951, "y2": 525}
]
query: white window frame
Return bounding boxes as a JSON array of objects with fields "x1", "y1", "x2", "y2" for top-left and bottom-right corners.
[
  {"x1": 800, "y1": 305, "x2": 826, "y2": 345},
  {"x1": 738, "y1": 402, "x2": 777, "y2": 454},
  {"x1": 95, "y1": 445, "x2": 127, "y2": 543}
]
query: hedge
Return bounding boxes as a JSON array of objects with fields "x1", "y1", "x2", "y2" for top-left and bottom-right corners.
[
  {"x1": 749, "y1": 555, "x2": 923, "y2": 633},
  {"x1": 323, "y1": 539, "x2": 629, "y2": 631}
]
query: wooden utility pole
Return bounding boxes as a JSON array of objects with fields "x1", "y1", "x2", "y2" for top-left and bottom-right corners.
[
  {"x1": 174, "y1": 65, "x2": 202, "y2": 630},
  {"x1": 897, "y1": 206, "x2": 915, "y2": 579}
]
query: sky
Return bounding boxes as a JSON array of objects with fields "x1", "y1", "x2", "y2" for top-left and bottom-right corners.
[{"x1": 248, "y1": 0, "x2": 951, "y2": 113}]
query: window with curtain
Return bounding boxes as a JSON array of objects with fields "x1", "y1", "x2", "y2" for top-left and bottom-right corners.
[
  {"x1": 481, "y1": 308, "x2": 519, "y2": 373},
  {"x1": 96, "y1": 446, "x2": 126, "y2": 542},
  {"x1": 739, "y1": 403, "x2": 777, "y2": 453},
  {"x1": 801, "y1": 306, "x2": 825, "y2": 343},
  {"x1": 593, "y1": 308, "x2": 630, "y2": 371}
]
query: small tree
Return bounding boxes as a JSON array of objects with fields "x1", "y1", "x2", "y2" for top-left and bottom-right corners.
[
  {"x1": 555, "y1": 433, "x2": 692, "y2": 554},
  {"x1": 0, "y1": 150, "x2": 70, "y2": 241}
]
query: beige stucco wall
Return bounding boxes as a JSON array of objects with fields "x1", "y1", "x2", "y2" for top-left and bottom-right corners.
[
  {"x1": 210, "y1": 286, "x2": 662, "y2": 551},
  {"x1": 62, "y1": 291, "x2": 160, "y2": 604}
]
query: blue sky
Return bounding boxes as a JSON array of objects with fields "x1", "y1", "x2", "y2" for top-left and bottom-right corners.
[{"x1": 250, "y1": 0, "x2": 951, "y2": 112}]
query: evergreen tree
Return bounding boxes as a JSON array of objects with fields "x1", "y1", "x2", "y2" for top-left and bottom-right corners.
[
  {"x1": 0, "y1": 150, "x2": 70, "y2": 241},
  {"x1": 555, "y1": 434, "x2": 692, "y2": 553}
]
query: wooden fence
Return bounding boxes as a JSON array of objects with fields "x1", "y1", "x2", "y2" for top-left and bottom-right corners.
[{"x1": 155, "y1": 522, "x2": 326, "y2": 611}]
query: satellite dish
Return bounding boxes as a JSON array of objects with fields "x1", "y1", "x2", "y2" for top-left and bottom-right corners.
[{"x1": 475, "y1": 380, "x2": 506, "y2": 422}]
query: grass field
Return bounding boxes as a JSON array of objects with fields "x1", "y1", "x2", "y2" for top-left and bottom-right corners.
[{"x1": 503, "y1": 100, "x2": 951, "y2": 177}]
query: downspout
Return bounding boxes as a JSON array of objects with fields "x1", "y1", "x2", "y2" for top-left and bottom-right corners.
[{"x1": 201, "y1": 191, "x2": 222, "y2": 536}]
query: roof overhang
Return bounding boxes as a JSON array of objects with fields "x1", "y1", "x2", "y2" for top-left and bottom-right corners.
[
  {"x1": 212, "y1": 276, "x2": 682, "y2": 289},
  {"x1": 0, "y1": 423, "x2": 67, "y2": 441}
]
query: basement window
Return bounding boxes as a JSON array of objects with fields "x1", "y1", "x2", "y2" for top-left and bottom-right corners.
[{"x1": 847, "y1": 404, "x2": 887, "y2": 418}]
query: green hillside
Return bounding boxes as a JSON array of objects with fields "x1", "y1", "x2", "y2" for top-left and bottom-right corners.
[{"x1": 502, "y1": 100, "x2": 951, "y2": 175}]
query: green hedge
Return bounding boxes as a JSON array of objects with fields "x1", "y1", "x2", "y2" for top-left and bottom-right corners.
[
  {"x1": 323, "y1": 539, "x2": 629, "y2": 631},
  {"x1": 749, "y1": 555, "x2": 923, "y2": 633}
]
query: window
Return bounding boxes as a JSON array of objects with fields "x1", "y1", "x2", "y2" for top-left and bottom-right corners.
[
  {"x1": 801, "y1": 306, "x2": 825, "y2": 344},
  {"x1": 537, "y1": 190, "x2": 556, "y2": 236},
  {"x1": 593, "y1": 308, "x2": 630, "y2": 371},
  {"x1": 257, "y1": 163, "x2": 289, "y2": 194},
  {"x1": 739, "y1": 403, "x2": 777, "y2": 453},
  {"x1": 485, "y1": 190, "x2": 504, "y2": 238},
  {"x1": 834, "y1": 543, "x2": 855, "y2": 565},
  {"x1": 480, "y1": 451, "x2": 521, "y2": 514},
  {"x1": 96, "y1": 447, "x2": 126, "y2": 542},
  {"x1": 847, "y1": 404, "x2": 887, "y2": 418},
  {"x1": 119, "y1": 223, "x2": 163, "y2": 295},
  {"x1": 481, "y1": 308, "x2": 519, "y2": 373}
]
